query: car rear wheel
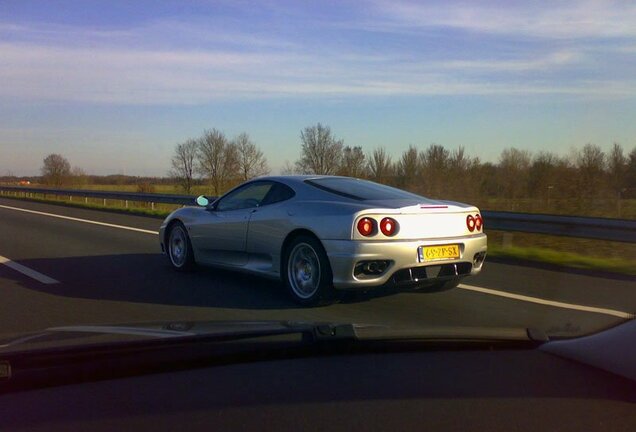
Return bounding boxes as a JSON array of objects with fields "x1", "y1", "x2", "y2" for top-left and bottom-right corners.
[
  {"x1": 283, "y1": 235, "x2": 334, "y2": 306},
  {"x1": 167, "y1": 222, "x2": 195, "y2": 271}
]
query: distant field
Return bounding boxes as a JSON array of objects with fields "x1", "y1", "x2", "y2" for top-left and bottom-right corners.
[
  {"x1": 35, "y1": 183, "x2": 636, "y2": 219},
  {"x1": 75, "y1": 183, "x2": 212, "y2": 196},
  {"x1": 475, "y1": 197, "x2": 636, "y2": 220}
]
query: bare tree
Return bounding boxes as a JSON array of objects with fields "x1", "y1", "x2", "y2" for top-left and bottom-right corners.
[
  {"x1": 628, "y1": 147, "x2": 636, "y2": 195},
  {"x1": 295, "y1": 123, "x2": 343, "y2": 174},
  {"x1": 449, "y1": 146, "x2": 470, "y2": 172},
  {"x1": 420, "y1": 144, "x2": 451, "y2": 196},
  {"x1": 170, "y1": 139, "x2": 198, "y2": 193},
  {"x1": 607, "y1": 142, "x2": 628, "y2": 194},
  {"x1": 233, "y1": 133, "x2": 269, "y2": 181},
  {"x1": 280, "y1": 160, "x2": 297, "y2": 175},
  {"x1": 71, "y1": 166, "x2": 89, "y2": 186},
  {"x1": 197, "y1": 129, "x2": 239, "y2": 196},
  {"x1": 576, "y1": 143, "x2": 605, "y2": 198},
  {"x1": 367, "y1": 147, "x2": 393, "y2": 182},
  {"x1": 498, "y1": 148, "x2": 531, "y2": 201},
  {"x1": 421, "y1": 144, "x2": 450, "y2": 170},
  {"x1": 41, "y1": 154, "x2": 71, "y2": 186},
  {"x1": 339, "y1": 146, "x2": 367, "y2": 177},
  {"x1": 528, "y1": 152, "x2": 559, "y2": 198},
  {"x1": 448, "y1": 146, "x2": 477, "y2": 199},
  {"x1": 396, "y1": 145, "x2": 420, "y2": 187}
]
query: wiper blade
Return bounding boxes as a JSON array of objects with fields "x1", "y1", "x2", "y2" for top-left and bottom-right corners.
[
  {"x1": 175, "y1": 321, "x2": 358, "y2": 343},
  {"x1": 0, "y1": 321, "x2": 546, "y2": 354},
  {"x1": 353, "y1": 325, "x2": 549, "y2": 343},
  {"x1": 0, "y1": 322, "x2": 545, "y2": 394},
  {"x1": 0, "y1": 321, "x2": 359, "y2": 353}
]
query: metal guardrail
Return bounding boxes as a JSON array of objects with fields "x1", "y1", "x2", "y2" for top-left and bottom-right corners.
[
  {"x1": 481, "y1": 211, "x2": 636, "y2": 244},
  {"x1": 0, "y1": 185, "x2": 194, "y2": 208},
  {"x1": 1, "y1": 185, "x2": 635, "y2": 243}
]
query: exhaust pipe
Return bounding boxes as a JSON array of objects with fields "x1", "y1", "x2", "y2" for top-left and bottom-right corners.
[{"x1": 355, "y1": 260, "x2": 391, "y2": 277}]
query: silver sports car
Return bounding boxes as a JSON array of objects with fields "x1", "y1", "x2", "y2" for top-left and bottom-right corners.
[{"x1": 159, "y1": 176, "x2": 487, "y2": 305}]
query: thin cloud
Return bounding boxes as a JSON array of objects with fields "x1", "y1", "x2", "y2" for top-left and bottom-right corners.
[
  {"x1": 367, "y1": 0, "x2": 636, "y2": 39},
  {"x1": 0, "y1": 9, "x2": 634, "y2": 105},
  {"x1": 1, "y1": 40, "x2": 631, "y2": 104}
]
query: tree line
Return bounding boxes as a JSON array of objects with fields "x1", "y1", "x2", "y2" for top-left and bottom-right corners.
[
  {"x1": 170, "y1": 129, "x2": 269, "y2": 194},
  {"x1": 282, "y1": 123, "x2": 636, "y2": 205},
  {"x1": 37, "y1": 122, "x2": 636, "y2": 212},
  {"x1": 168, "y1": 122, "x2": 634, "y2": 216}
]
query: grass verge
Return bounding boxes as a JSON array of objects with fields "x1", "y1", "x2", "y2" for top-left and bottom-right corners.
[
  {"x1": 1, "y1": 195, "x2": 172, "y2": 219},
  {"x1": 488, "y1": 246, "x2": 636, "y2": 276}
]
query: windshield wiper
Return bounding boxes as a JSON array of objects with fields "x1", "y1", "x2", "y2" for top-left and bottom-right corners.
[
  {"x1": 0, "y1": 320, "x2": 548, "y2": 355},
  {"x1": 0, "y1": 321, "x2": 547, "y2": 394}
]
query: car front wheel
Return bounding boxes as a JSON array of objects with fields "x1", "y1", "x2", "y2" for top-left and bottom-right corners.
[{"x1": 167, "y1": 222, "x2": 195, "y2": 271}]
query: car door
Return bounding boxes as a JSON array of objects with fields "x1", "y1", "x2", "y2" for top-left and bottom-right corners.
[
  {"x1": 245, "y1": 182, "x2": 297, "y2": 274},
  {"x1": 191, "y1": 181, "x2": 273, "y2": 267}
]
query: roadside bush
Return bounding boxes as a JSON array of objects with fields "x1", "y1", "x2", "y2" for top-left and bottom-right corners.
[{"x1": 136, "y1": 182, "x2": 156, "y2": 194}]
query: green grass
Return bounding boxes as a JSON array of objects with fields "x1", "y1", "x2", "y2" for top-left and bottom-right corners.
[
  {"x1": 75, "y1": 183, "x2": 213, "y2": 196},
  {"x1": 3, "y1": 194, "x2": 173, "y2": 218},
  {"x1": 488, "y1": 245, "x2": 636, "y2": 276}
]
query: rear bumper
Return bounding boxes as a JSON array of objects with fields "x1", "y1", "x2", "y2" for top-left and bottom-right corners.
[{"x1": 323, "y1": 234, "x2": 487, "y2": 290}]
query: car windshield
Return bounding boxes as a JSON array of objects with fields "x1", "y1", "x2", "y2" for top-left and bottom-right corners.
[
  {"x1": 306, "y1": 178, "x2": 424, "y2": 201},
  {"x1": 0, "y1": 0, "x2": 634, "y2": 355}
]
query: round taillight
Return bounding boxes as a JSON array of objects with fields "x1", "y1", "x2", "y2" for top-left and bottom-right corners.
[
  {"x1": 357, "y1": 217, "x2": 375, "y2": 236},
  {"x1": 475, "y1": 214, "x2": 483, "y2": 231},
  {"x1": 466, "y1": 215, "x2": 475, "y2": 232},
  {"x1": 380, "y1": 217, "x2": 398, "y2": 236}
]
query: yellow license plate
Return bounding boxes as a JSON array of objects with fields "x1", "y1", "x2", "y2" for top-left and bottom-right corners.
[{"x1": 420, "y1": 244, "x2": 460, "y2": 261}]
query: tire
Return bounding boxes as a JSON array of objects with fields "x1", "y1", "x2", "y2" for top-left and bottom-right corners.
[
  {"x1": 166, "y1": 222, "x2": 195, "y2": 271},
  {"x1": 283, "y1": 235, "x2": 334, "y2": 306}
]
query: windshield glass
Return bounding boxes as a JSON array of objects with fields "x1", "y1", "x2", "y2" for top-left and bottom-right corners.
[
  {"x1": 0, "y1": 0, "x2": 634, "y2": 354},
  {"x1": 306, "y1": 178, "x2": 424, "y2": 201}
]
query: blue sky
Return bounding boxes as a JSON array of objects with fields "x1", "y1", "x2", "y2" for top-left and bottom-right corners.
[{"x1": 1, "y1": 0, "x2": 635, "y2": 176}]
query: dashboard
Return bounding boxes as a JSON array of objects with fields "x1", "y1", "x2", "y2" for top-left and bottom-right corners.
[{"x1": 1, "y1": 347, "x2": 635, "y2": 431}]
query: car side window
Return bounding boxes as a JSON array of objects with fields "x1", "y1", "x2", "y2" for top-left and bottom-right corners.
[
  {"x1": 261, "y1": 182, "x2": 295, "y2": 206},
  {"x1": 216, "y1": 182, "x2": 273, "y2": 211}
]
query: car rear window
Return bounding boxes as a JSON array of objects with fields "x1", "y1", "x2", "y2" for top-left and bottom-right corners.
[{"x1": 305, "y1": 178, "x2": 424, "y2": 201}]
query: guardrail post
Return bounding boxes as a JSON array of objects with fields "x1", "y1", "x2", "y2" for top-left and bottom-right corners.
[
  {"x1": 69, "y1": 195, "x2": 72, "y2": 202},
  {"x1": 151, "y1": 202, "x2": 155, "y2": 210},
  {"x1": 125, "y1": 200, "x2": 128, "y2": 208},
  {"x1": 85, "y1": 197, "x2": 88, "y2": 204},
  {"x1": 103, "y1": 198, "x2": 106, "y2": 206}
]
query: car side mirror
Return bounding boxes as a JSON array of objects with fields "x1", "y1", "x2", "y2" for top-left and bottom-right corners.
[{"x1": 195, "y1": 195, "x2": 210, "y2": 207}]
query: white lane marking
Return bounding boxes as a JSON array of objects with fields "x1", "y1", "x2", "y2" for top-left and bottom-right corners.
[
  {"x1": 0, "y1": 204, "x2": 158, "y2": 235},
  {"x1": 458, "y1": 283, "x2": 634, "y2": 319},
  {"x1": 0, "y1": 254, "x2": 59, "y2": 284}
]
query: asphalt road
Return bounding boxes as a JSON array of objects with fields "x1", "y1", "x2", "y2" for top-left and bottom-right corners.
[{"x1": 0, "y1": 197, "x2": 633, "y2": 339}]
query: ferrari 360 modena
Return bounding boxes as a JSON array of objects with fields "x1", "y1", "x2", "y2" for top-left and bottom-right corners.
[{"x1": 160, "y1": 176, "x2": 487, "y2": 305}]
